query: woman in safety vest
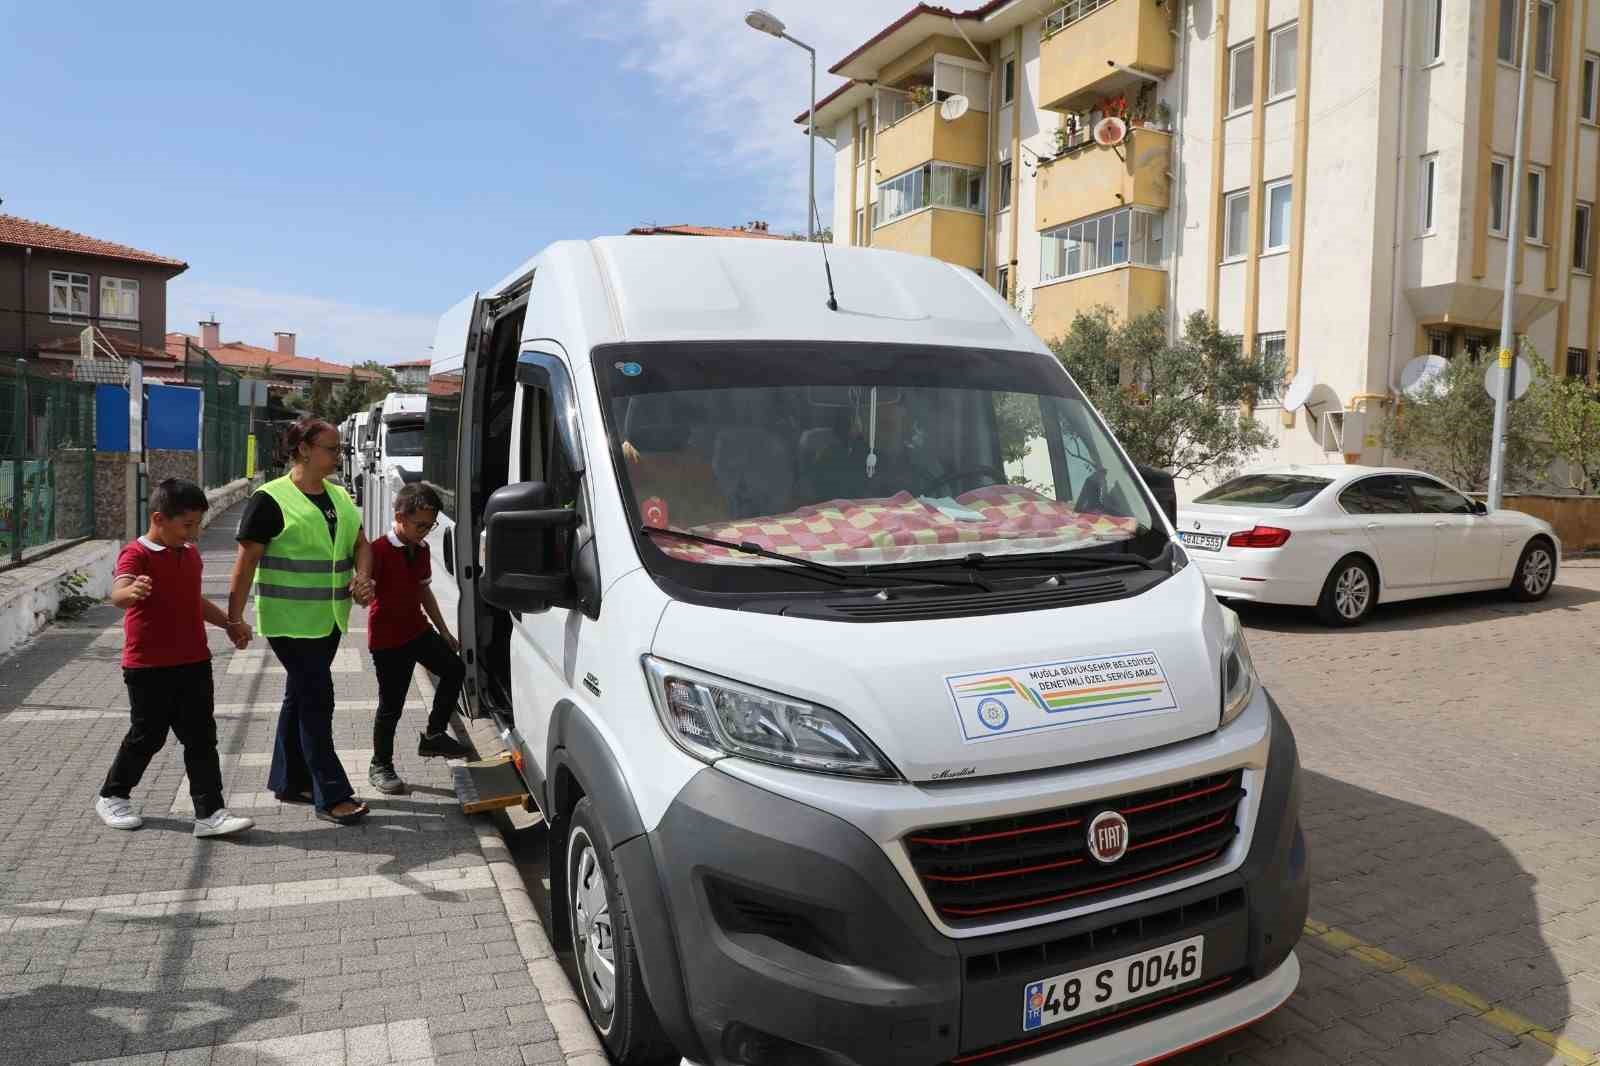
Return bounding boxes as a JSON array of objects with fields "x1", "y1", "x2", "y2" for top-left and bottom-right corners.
[{"x1": 227, "y1": 417, "x2": 376, "y2": 825}]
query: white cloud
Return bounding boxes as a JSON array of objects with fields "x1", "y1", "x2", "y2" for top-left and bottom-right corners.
[
  {"x1": 560, "y1": 0, "x2": 913, "y2": 232},
  {"x1": 168, "y1": 278, "x2": 436, "y2": 365}
]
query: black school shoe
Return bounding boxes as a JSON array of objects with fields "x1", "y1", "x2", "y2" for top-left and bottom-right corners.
[
  {"x1": 417, "y1": 731, "x2": 471, "y2": 759},
  {"x1": 368, "y1": 763, "x2": 407, "y2": 795}
]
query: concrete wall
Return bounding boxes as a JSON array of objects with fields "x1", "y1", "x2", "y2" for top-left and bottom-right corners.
[
  {"x1": 1035, "y1": 130, "x2": 1172, "y2": 231},
  {"x1": 0, "y1": 538, "x2": 118, "y2": 659},
  {"x1": 146, "y1": 449, "x2": 201, "y2": 487}
]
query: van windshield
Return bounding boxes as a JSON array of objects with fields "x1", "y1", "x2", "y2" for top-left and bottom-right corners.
[
  {"x1": 596, "y1": 342, "x2": 1167, "y2": 586},
  {"x1": 385, "y1": 423, "x2": 425, "y2": 457}
]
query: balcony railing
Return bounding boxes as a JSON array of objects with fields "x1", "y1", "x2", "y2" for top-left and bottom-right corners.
[{"x1": 1043, "y1": 0, "x2": 1115, "y2": 39}]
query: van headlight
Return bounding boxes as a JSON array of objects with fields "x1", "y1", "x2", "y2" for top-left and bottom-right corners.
[
  {"x1": 1220, "y1": 607, "x2": 1258, "y2": 728},
  {"x1": 643, "y1": 657, "x2": 899, "y2": 780}
]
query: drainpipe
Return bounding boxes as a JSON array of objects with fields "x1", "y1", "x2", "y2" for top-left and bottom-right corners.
[
  {"x1": 1008, "y1": 27, "x2": 1023, "y2": 301},
  {"x1": 1381, "y1": 0, "x2": 1411, "y2": 463},
  {"x1": 19, "y1": 248, "x2": 28, "y2": 367},
  {"x1": 1167, "y1": 4, "x2": 1188, "y2": 340}
]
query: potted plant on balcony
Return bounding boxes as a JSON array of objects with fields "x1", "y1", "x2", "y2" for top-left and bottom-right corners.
[
  {"x1": 908, "y1": 84, "x2": 932, "y2": 111},
  {"x1": 1156, "y1": 101, "x2": 1173, "y2": 130}
]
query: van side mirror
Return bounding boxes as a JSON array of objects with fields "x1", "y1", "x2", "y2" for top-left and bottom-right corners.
[
  {"x1": 482, "y1": 481, "x2": 579, "y2": 614},
  {"x1": 1138, "y1": 465, "x2": 1179, "y2": 528}
]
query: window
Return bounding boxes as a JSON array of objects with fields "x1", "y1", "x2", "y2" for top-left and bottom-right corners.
[
  {"x1": 1527, "y1": 165, "x2": 1546, "y2": 242},
  {"x1": 1489, "y1": 158, "x2": 1509, "y2": 235},
  {"x1": 100, "y1": 277, "x2": 139, "y2": 330},
  {"x1": 1040, "y1": 207, "x2": 1166, "y2": 282},
  {"x1": 1534, "y1": 0, "x2": 1554, "y2": 75},
  {"x1": 1568, "y1": 347, "x2": 1590, "y2": 379},
  {"x1": 1223, "y1": 190, "x2": 1250, "y2": 260},
  {"x1": 1339, "y1": 475, "x2": 1414, "y2": 515},
  {"x1": 48, "y1": 271, "x2": 90, "y2": 324},
  {"x1": 1404, "y1": 475, "x2": 1473, "y2": 514},
  {"x1": 1196, "y1": 473, "x2": 1332, "y2": 509},
  {"x1": 1586, "y1": 55, "x2": 1600, "y2": 122},
  {"x1": 1427, "y1": 330, "x2": 1450, "y2": 358},
  {"x1": 857, "y1": 118, "x2": 869, "y2": 160},
  {"x1": 1420, "y1": 154, "x2": 1438, "y2": 234},
  {"x1": 1000, "y1": 161, "x2": 1013, "y2": 210},
  {"x1": 1002, "y1": 58, "x2": 1015, "y2": 105},
  {"x1": 933, "y1": 56, "x2": 991, "y2": 113},
  {"x1": 1256, "y1": 332, "x2": 1286, "y2": 404},
  {"x1": 1263, "y1": 179, "x2": 1293, "y2": 252},
  {"x1": 854, "y1": 208, "x2": 865, "y2": 246},
  {"x1": 1269, "y1": 23, "x2": 1298, "y2": 99},
  {"x1": 1229, "y1": 41, "x2": 1255, "y2": 113},
  {"x1": 1576, "y1": 203, "x2": 1593, "y2": 271},
  {"x1": 1426, "y1": 0, "x2": 1444, "y2": 62},
  {"x1": 996, "y1": 266, "x2": 1010, "y2": 300},
  {"x1": 874, "y1": 163, "x2": 985, "y2": 226},
  {"x1": 1497, "y1": 0, "x2": 1518, "y2": 63}
]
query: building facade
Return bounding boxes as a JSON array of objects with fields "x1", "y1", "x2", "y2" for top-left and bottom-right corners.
[{"x1": 812, "y1": 0, "x2": 1600, "y2": 485}]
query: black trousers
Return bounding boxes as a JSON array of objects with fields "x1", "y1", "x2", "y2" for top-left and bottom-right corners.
[
  {"x1": 266, "y1": 630, "x2": 354, "y2": 811},
  {"x1": 371, "y1": 628, "x2": 465, "y2": 767},
  {"x1": 101, "y1": 660, "x2": 223, "y2": 819}
]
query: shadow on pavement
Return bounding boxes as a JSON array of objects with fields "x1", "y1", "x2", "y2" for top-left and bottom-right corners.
[
  {"x1": 1173, "y1": 770, "x2": 1573, "y2": 1064},
  {"x1": 1233, "y1": 579, "x2": 1600, "y2": 635}
]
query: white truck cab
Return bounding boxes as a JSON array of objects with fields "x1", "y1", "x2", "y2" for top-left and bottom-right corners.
[
  {"x1": 361, "y1": 392, "x2": 426, "y2": 540},
  {"x1": 425, "y1": 237, "x2": 1307, "y2": 1066}
]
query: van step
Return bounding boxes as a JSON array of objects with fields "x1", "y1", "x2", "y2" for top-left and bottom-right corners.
[{"x1": 452, "y1": 753, "x2": 531, "y2": 814}]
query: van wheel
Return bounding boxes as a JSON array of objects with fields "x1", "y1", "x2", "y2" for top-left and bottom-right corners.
[
  {"x1": 1316, "y1": 556, "x2": 1377, "y2": 626},
  {"x1": 565, "y1": 797, "x2": 677, "y2": 1065},
  {"x1": 1509, "y1": 538, "x2": 1556, "y2": 601}
]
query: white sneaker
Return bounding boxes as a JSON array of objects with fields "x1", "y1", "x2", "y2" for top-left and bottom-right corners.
[
  {"x1": 95, "y1": 796, "x2": 143, "y2": 830},
  {"x1": 194, "y1": 809, "x2": 254, "y2": 838}
]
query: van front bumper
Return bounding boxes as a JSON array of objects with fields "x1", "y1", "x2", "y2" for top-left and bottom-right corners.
[{"x1": 619, "y1": 695, "x2": 1308, "y2": 1066}]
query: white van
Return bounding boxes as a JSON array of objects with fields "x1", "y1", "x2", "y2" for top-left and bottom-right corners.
[
  {"x1": 361, "y1": 392, "x2": 426, "y2": 539},
  {"x1": 425, "y1": 237, "x2": 1307, "y2": 1066}
]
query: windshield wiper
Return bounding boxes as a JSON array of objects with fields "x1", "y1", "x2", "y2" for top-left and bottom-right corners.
[
  {"x1": 881, "y1": 548, "x2": 1160, "y2": 574},
  {"x1": 640, "y1": 526, "x2": 992, "y2": 592}
]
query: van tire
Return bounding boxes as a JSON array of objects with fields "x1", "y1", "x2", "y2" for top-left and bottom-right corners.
[
  {"x1": 565, "y1": 797, "x2": 677, "y2": 1065},
  {"x1": 1509, "y1": 537, "x2": 1556, "y2": 601},
  {"x1": 1315, "y1": 555, "x2": 1377, "y2": 626}
]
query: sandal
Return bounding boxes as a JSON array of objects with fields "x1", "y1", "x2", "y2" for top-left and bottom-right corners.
[
  {"x1": 315, "y1": 801, "x2": 369, "y2": 826},
  {"x1": 273, "y1": 789, "x2": 314, "y2": 805}
]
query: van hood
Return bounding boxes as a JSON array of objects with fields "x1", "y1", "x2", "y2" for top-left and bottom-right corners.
[{"x1": 650, "y1": 566, "x2": 1227, "y2": 782}]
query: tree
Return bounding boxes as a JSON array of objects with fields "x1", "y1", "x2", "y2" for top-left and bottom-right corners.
[
  {"x1": 1384, "y1": 351, "x2": 1549, "y2": 492},
  {"x1": 1050, "y1": 308, "x2": 1282, "y2": 481},
  {"x1": 1534, "y1": 360, "x2": 1600, "y2": 494}
]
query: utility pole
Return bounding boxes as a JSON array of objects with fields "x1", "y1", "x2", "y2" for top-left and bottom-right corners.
[{"x1": 1488, "y1": 0, "x2": 1535, "y2": 511}]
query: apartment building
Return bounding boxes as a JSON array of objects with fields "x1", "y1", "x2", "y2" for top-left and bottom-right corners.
[{"x1": 809, "y1": 0, "x2": 1600, "y2": 479}]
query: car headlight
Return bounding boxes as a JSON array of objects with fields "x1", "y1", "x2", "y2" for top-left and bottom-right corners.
[
  {"x1": 1219, "y1": 606, "x2": 1258, "y2": 728},
  {"x1": 642, "y1": 657, "x2": 900, "y2": 780}
]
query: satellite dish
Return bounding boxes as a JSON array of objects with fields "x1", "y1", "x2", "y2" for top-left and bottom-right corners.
[
  {"x1": 1092, "y1": 116, "x2": 1128, "y2": 147},
  {"x1": 1282, "y1": 369, "x2": 1315, "y2": 412},
  {"x1": 939, "y1": 94, "x2": 970, "y2": 122},
  {"x1": 1484, "y1": 357, "x2": 1533, "y2": 401},
  {"x1": 1399, "y1": 354, "x2": 1449, "y2": 399}
]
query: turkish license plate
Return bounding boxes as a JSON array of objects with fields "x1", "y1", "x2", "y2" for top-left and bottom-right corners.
[
  {"x1": 1180, "y1": 531, "x2": 1225, "y2": 552},
  {"x1": 1022, "y1": 936, "x2": 1204, "y2": 1033}
]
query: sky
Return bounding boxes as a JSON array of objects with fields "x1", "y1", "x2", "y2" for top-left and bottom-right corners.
[{"x1": 0, "y1": 0, "x2": 915, "y2": 365}]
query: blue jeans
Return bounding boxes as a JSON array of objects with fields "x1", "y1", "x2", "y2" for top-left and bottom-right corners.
[{"x1": 266, "y1": 630, "x2": 354, "y2": 811}]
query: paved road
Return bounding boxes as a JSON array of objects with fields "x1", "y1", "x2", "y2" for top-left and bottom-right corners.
[
  {"x1": 1169, "y1": 562, "x2": 1600, "y2": 1066},
  {"x1": 0, "y1": 504, "x2": 561, "y2": 1066}
]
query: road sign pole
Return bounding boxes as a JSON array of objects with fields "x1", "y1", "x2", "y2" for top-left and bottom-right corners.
[{"x1": 1488, "y1": 0, "x2": 1535, "y2": 512}]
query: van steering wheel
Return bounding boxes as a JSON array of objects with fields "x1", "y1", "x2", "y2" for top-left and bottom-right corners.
[{"x1": 925, "y1": 465, "x2": 1010, "y2": 496}]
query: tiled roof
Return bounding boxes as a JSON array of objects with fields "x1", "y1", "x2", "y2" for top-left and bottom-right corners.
[
  {"x1": 169, "y1": 334, "x2": 385, "y2": 381},
  {"x1": 389, "y1": 357, "x2": 432, "y2": 368},
  {"x1": 36, "y1": 334, "x2": 174, "y2": 362},
  {"x1": 0, "y1": 214, "x2": 187, "y2": 270},
  {"x1": 626, "y1": 224, "x2": 799, "y2": 240}
]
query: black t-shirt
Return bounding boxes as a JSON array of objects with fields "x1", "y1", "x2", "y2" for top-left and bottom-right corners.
[{"x1": 236, "y1": 488, "x2": 339, "y2": 545}]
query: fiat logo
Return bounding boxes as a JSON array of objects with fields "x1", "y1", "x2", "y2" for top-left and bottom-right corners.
[{"x1": 1087, "y1": 810, "x2": 1130, "y2": 865}]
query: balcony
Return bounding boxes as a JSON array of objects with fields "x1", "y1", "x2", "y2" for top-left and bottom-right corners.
[
  {"x1": 1035, "y1": 128, "x2": 1170, "y2": 232},
  {"x1": 1031, "y1": 265, "x2": 1166, "y2": 343},
  {"x1": 1039, "y1": 0, "x2": 1175, "y2": 114},
  {"x1": 872, "y1": 208, "x2": 985, "y2": 271},
  {"x1": 875, "y1": 103, "x2": 987, "y2": 184}
]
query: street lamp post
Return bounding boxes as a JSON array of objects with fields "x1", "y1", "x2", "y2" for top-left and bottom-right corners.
[{"x1": 745, "y1": 9, "x2": 817, "y2": 240}]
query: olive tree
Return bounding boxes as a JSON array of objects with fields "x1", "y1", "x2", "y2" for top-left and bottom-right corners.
[{"x1": 1384, "y1": 352, "x2": 1549, "y2": 492}]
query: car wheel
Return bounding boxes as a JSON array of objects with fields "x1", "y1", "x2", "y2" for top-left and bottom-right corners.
[
  {"x1": 1316, "y1": 556, "x2": 1377, "y2": 626},
  {"x1": 1509, "y1": 537, "x2": 1556, "y2": 601},
  {"x1": 565, "y1": 797, "x2": 677, "y2": 1065}
]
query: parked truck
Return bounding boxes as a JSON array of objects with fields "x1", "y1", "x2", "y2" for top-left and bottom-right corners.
[
  {"x1": 359, "y1": 392, "x2": 425, "y2": 540},
  {"x1": 423, "y1": 237, "x2": 1308, "y2": 1066}
]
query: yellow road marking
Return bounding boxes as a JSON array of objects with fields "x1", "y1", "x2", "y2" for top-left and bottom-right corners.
[{"x1": 1303, "y1": 919, "x2": 1598, "y2": 1065}]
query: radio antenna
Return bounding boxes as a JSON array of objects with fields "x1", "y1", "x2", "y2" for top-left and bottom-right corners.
[{"x1": 812, "y1": 198, "x2": 839, "y2": 312}]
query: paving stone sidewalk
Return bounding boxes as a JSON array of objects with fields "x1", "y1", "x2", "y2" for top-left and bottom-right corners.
[{"x1": 0, "y1": 503, "x2": 562, "y2": 1066}]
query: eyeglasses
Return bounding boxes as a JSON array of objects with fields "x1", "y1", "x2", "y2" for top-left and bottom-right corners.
[{"x1": 311, "y1": 440, "x2": 342, "y2": 454}]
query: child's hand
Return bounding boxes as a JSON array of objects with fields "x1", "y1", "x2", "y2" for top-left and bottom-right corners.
[
  {"x1": 126, "y1": 575, "x2": 153, "y2": 601},
  {"x1": 227, "y1": 620, "x2": 253, "y2": 650},
  {"x1": 442, "y1": 630, "x2": 460, "y2": 655},
  {"x1": 349, "y1": 574, "x2": 375, "y2": 606}
]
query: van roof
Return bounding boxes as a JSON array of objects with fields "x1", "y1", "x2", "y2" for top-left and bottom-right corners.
[{"x1": 582, "y1": 236, "x2": 1044, "y2": 353}]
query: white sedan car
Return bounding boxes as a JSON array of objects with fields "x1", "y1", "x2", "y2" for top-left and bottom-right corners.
[{"x1": 1176, "y1": 465, "x2": 1559, "y2": 625}]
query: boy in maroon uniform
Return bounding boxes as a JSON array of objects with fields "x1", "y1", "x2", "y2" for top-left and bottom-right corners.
[
  {"x1": 96, "y1": 479, "x2": 255, "y2": 836},
  {"x1": 366, "y1": 482, "x2": 468, "y2": 794}
]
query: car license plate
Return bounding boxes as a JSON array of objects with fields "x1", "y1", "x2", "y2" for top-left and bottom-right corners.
[
  {"x1": 1180, "y1": 531, "x2": 1224, "y2": 552},
  {"x1": 1022, "y1": 936, "x2": 1204, "y2": 1033}
]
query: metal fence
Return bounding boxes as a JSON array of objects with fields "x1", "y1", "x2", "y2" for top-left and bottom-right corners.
[
  {"x1": 0, "y1": 363, "x2": 97, "y2": 561},
  {"x1": 182, "y1": 339, "x2": 253, "y2": 488}
]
